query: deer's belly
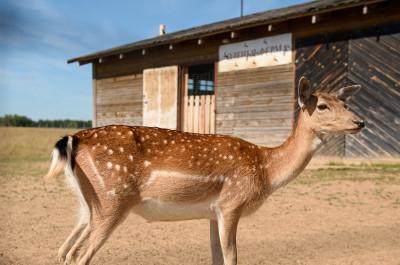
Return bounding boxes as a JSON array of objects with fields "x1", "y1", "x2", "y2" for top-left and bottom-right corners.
[{"x1": 132, "y1": 197, "x2": 217, "y2": 222}]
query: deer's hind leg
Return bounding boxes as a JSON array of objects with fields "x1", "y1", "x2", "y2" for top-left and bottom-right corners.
[
  {"x1": 64, "y1": 163, "x2": 139, "y2": 265},
  {"x1": 58, "y1": 204, "x2": 89, "y2": 263},
  {"x1": 58, "y1": 165, "x2": 91, "y2": 264},
  {"x1": 65, "y1": 207, "x2": 131, "y2": 265}
]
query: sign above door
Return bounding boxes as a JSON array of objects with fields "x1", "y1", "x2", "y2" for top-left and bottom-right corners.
[{"x1": 218, "y1": 33, "x2": 292, "y2": 72}]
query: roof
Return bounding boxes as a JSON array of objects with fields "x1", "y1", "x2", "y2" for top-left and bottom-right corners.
[{"x1": 68, "y1": 0, "x2": 381, "y2": 64}]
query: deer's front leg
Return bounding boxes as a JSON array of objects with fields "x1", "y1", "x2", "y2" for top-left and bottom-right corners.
[
  {"x1": 216, "y1": 207, "x2": 242, "y2": 265},
  {"x1": 210, "y1": 219, "x2": 224, "y2": 265}
]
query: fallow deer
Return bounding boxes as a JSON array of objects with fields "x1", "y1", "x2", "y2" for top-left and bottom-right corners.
[{"x1": 46, "y1": 77, "x2": 365, "y2": 265}]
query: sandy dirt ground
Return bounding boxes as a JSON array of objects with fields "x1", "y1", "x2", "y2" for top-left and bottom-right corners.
[{"x1": 0, "y1": 159, "x2": 399, "y2": 265}]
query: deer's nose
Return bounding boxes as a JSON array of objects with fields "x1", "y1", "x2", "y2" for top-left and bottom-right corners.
[{"x1": 353, "y1": 120, "x2": 365, "y2": 128}]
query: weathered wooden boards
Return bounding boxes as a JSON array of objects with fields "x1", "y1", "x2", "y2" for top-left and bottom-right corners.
[
  {"x1": 96, "y1": 74, "x2": 143, "y2": 127},
  {"x1": 346, "y1": 25, "x2": 400, "y2": 158},
  {"x1": 296, "y1": 24, "x2": 400, "y2": 158},
  {"x1": 143, "y1": 66, "x2": 178, "y2": 130},
  {"x1": 295, "y1": 38, "x2": 348, "y2": 157},
  {"x1": 183, "y1": 95, "x2": 215, "y2": 134},
  {"x1": 217, "y1": 64, "x2": 293, "y2": 147}
]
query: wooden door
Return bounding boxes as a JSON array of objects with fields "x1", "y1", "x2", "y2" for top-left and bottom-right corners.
[{"x1": 143, "y1": 66, "x2": 178, "y2": 129}]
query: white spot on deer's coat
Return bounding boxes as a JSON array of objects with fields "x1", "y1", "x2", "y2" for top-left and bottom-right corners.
[
  {"x1": 123, "y1": 166, "x2": 127, "y2": 173},
  {"x1": 171, "y1": 140, "x2": 175, "y2": 144},
  {"x1": 108, "y1": 149, "x2": 113, "y2": 155},
  {"x1": 123, "y1": 184, "x2": 128, "y2": 189},
  {"x1": 144, "y1": 161, "x2": 151, "y2": 167},
  {"x1": 228, "y1": 155, "x2": 233, "y2": 160},
  {"x1": 94, "y1": 133, "x2": 98, "y2": 138},
  {"x1": 117, "y1": 132, "x2": 121, "y2": 136},
  {"x1": 130, "y1": 174, "x2": 135, "y2": 179},
  {"x1": 103, "y1": 145, "x2": 108, "y2": 150},
  {"x1": 129, "y1": 131, "x2": 133, "y2": 135},
  {"x1": 115, "y1": 164, "x2": 120, "y2": 171},
  {"x1": 119, "y1": 147, "x2": 124, "y2": 152},
  {"x1": 219, "y1": 176, "x2": 224, "y2": 182},
  {"x1": 107, "y1": 162, "x2": 113, "y2": 169},
  {"x1": 204, "y1": 176, "x2": 210, "y2": 182},
  {"x1": 141, "y1": 137, "x2": 145, "y2": 141},
  {"x1": 164, "y1": 140, "x2": 168, "y2": 144},
  {"x1": 107, "y1": 189, "x2": 116, "y2": 196},
  {"x1": 129, "y1": 155, "x2": 133, "y2": 161}
]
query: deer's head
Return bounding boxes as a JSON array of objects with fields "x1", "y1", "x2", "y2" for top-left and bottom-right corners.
[{"x1": 298, "y1": 77, "x2": 365, "y2": 135}]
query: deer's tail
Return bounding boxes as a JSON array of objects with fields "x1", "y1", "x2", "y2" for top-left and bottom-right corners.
[{"x1": 45, "y1": 135, "x2": 76, "y2": 179}]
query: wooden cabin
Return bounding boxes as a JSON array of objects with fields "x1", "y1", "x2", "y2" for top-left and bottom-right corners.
[{"x1": 68, "y1": 0, "x2": 400, "y2": 158}]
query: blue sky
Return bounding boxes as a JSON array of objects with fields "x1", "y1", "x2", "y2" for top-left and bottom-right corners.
[{"x1": 1, "y1": 0, "x2": 307, "y2": 121}]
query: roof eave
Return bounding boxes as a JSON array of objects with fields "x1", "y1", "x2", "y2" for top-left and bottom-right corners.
[{"x1": 68, "y1": 0, "x2": 382, "y2": 65}]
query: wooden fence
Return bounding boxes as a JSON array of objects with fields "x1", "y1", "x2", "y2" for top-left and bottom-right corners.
[{"x1": 182, "y1": 95, "x2": 215, "y2": 134}]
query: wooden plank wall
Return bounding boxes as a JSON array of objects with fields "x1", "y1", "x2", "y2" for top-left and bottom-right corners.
[
  {"x1": 96, "y1": 74, "x2": 143, "y2": 127},
  {"x1": 296, "y1": 23, "x2": 400, "y2": 158},
  {"x1": 346, "y1": 25, "x2": 400, "y2": 158},
  {"x1": 216, "y1": 64, "x2": 293, "y2": 147},
  {"x1": 295, "y1": 38, "x2": 348, "y2": 157}
]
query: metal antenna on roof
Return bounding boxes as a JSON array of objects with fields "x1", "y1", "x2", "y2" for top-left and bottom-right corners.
[{"x1": 241, "y1": 0, "x2": 244, "y2": 17}]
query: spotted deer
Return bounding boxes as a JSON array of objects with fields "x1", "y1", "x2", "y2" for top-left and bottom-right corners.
[{"x1": 46, "y1": 77, "x2": 365, "y2": 265}]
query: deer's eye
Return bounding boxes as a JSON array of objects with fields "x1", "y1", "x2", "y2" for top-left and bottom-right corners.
[{"x1": 317, "y1": 104, "x2": 329, "y2": 111}]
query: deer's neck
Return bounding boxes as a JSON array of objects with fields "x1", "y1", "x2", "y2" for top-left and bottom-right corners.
[{"x1": 262, "y1": 112, "x2": 323, "y2": 192}]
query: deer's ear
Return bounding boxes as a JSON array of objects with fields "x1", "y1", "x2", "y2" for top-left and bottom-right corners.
[
  {"x1": 298, "y1": 77, "x2": 311, "y2": 109},
  {"x1": 336, "y1": 85, "x2": 360, "y2": 102}
]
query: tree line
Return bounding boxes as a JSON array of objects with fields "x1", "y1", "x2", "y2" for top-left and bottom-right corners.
[{"x1": 0, "y1": 114, "x2": 92, "y2": 128}]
